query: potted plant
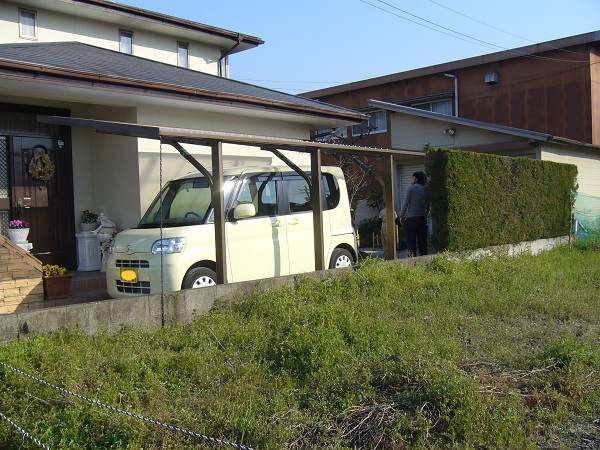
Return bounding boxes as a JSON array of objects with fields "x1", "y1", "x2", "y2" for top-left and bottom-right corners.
[
  {"x1": 80, "y1": 209, "x2": 99, "y2": 232},
  {"x1": 42, "y1": 264, "x2": 73, "y2": 300},
  {"x1": 7, "y1": 219, "x2": 30, "y2": 244}
]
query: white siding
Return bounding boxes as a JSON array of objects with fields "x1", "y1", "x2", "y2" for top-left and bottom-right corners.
[
  {"x1": 390, "y1": 114, "x2": 521, "y2": 151},
  {"x1": 541, "y1": 145, "x2": 600, "y2": 197}
]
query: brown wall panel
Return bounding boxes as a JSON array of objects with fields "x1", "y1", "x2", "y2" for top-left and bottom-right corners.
[{"x1": 313, "y1": 43, "x2": 596, "y2": 144}]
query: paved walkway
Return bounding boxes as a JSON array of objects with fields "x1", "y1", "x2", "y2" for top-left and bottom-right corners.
[
  {"x1": 358, "y1": 246, "x2": 436, "y2": 262},
  {"x1": 359, "y1": 247, "x2": 411, "y2": 261}
]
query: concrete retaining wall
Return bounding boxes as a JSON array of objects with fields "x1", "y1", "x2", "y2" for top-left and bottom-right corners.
[{"x1": 0, "y1": 237, "x2": 569, "y2": 343}]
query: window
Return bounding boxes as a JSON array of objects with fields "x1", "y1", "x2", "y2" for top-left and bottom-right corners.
[
  {"x1": 120, "y1": 30, "x2": 133, "y2": 54},
  {"x1": 178, "y1": 42, "x2": 189, "y2": 68},
  {"x1": 314, "y1": 126, "x2": 348, "y2": 142},
  {"x1": 236, "y1": 174, "x2": 278, "y2": 217},
  {"x1": 19, "y1": 9, "x2": 36, "y2": 39},
  {"x1": 412, "y1": 99, "x2": 452, "y2": 115},
  {"x1": 285, "y1": 173, "x2": 340, "y2": 213},
  {"x1": 352, "y1": 110, "x2": 387, "y2": 136}
]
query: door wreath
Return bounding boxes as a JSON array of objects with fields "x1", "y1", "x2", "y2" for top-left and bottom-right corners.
[{"x1": 28, "y1": 153, "x2": 55, "y2": 182}]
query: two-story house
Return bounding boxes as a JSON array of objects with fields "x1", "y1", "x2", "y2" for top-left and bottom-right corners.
[
  {"x1": 0, "y1": 0, "x2": 368, "y2": 268},
  {"x1": 303, "y1": 31, "x2": 600, "y2": 220}
]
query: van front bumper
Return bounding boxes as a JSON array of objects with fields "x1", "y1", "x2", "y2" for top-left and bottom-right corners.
[{"x1": 106, "y1": 255, "x2": 183, "y2": 298}]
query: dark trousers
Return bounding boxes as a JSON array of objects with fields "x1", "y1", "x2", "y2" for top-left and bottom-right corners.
[{"x1": 404, "y1": 216, "x2": 427, "y2": 257}]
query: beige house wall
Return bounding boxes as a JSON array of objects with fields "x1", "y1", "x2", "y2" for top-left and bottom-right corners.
[
  {"x1": 541, "y1": 145, "x2": 600, "y2": 197},
  {"x1": 0, "y1": 1, "x2": 220, "y2": 75},
  {"x1": 390, "y1": 114, "x2": 519, "y2": 151},
  {"x1": 0, "y1": 94, "x2": 314, "y2": 231}
]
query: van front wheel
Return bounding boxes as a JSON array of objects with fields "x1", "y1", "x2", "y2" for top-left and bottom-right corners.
[
  {"x1": 329, "y1": 248, "x2": 354, "y2": 269},
  {"x1": 183, "y1": 267, "x2": 217, "y2": 289}
]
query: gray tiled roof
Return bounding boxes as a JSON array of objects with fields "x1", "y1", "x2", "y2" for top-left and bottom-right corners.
[{"x1": 0, "y1": 41, "x2": 363, "y2": 120}]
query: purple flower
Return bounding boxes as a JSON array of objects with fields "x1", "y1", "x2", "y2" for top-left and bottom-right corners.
[{"x1": 9, "y1": 220, "x2": 29, "y2": 229}]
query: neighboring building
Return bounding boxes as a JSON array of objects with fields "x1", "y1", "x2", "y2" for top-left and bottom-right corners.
[
  {"x1": 370, "y1": 99, "x2": 600, "y2": 208},
  {"x1": 303, "y1": 31, "x2": 600, "y2": 213},
  {"x1": 0, "y1": 0, "x2": 366, "y2": 268}
]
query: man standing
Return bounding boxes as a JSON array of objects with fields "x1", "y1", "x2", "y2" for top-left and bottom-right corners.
[{"x1": 399, "y1": 171, "x2": 428, "y2": 257}]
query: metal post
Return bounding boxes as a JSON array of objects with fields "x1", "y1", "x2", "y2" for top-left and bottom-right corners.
[
  {"x1": 311, "y1": 148, "x2": 325, "y2": 271},
  {"x1": 211, "y1": 141, "x2": 227, "y2": 284},
  {"x1": 383, "y1": 154, "x2": 396, "y2": 260}
]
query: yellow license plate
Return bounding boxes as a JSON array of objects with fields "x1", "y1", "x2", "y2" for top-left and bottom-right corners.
[{"x1": 120, "y1": 267, "x2": 138, "y2": 282}]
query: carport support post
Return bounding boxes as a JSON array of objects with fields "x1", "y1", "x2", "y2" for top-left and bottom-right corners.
[
  {"x1": 383, "y1": 154, "x2": 396, "y2": 260},
  {"x1": 311, "y1": 148, "x2": 325, "y2": 271},
  {"x1": 211, "y1": 140, "x2": 227, "y2": 284}
]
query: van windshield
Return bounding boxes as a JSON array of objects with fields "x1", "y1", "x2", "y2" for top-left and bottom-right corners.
[{"x1": 138, "y1": 176, "x2": 236, "y2": 228}]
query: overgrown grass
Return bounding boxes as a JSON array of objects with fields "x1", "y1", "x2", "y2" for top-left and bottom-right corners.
[{"x1": 0, "y1": 246, "x2": 598, "y2": 449}]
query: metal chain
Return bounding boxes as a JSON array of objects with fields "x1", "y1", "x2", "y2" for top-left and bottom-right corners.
[
  {"x1": 0, "y1": 411, "x2": 51, "y2": 450},
  {"x1": 0, "y1": 361, "x2": 254, "y2": 450}
]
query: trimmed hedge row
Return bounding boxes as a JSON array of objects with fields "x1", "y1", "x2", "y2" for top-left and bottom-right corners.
[{"x1": 427, "y1": 148, "x2": 577, "y2": 252}]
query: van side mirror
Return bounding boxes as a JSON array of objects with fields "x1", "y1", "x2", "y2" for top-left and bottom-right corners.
[{"x1": 233, "y1": 203, "x2": 256, "y2": 220}]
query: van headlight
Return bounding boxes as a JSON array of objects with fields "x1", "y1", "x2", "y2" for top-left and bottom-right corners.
[{"x1": 151, "y1": 237, "x2": 187, "y2": 254}]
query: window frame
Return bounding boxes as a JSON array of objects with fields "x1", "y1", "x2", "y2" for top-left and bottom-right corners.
[
  {"x1": 351, "y1": 110, "x2": 387, "y2": 137},
  {"x1": 314, "y1": 126, "x2": 348, "y2": 142},
  {"x1": 411, "y1": 99, "x2": 453, "y2": 115},
  {"x1": 119, "y1": 30, "x2": 133, "y2": 54},
  {"x1": 19, "y1": 9, "x2": 37, "y2": 40},
  {"x1": 177, "y1": 41, "x2": 190, "y2": 68}
]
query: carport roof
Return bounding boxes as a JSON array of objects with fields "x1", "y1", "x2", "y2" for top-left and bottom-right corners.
[
  {"x1": 0, "y1": 41, "x2": 366, "y2": 122},
  {"x1": 38, "y1": 115, "x2": 425, "y2": 157}
]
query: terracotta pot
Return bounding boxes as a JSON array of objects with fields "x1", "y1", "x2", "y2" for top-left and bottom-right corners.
[
  {"x1": 43, "y1": 273, "x2": 73, "y2": 300},
  {"x1": 7, "y1": 228, "x2": 30, "y2": 244}
]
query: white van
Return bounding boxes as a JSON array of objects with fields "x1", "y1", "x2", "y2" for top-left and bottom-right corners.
[{"x1": 106, "y1": 165, "x2": 357, "y2": 298}]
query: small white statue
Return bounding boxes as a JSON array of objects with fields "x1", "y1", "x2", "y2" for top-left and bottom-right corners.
[
  {"x1": 92, "y1": 212, "x2": 118, "y2": 272},
  {"x1": 92, "y1": 213, "x2": 116, "y2": 234}
]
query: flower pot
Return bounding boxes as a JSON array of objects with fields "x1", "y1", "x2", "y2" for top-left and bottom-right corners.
[
  {"x1": 7, "y1": 228, "x2": 30, "y2": 244},
  {"x1": 43, "y1": 273, "x2": 73, "y2": 300},
  {"x1": 80, "y1": 222, "x2": 97, "y2": 232}
]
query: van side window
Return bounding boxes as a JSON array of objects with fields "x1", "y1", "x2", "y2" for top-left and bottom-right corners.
[
  {"x1": 287, "y1": 178, "x2": 311, "y2": 213},
  {"x1": 287, "y1": 173, "x2": 340, "y2": 213},
  {"x1": 236, "y1": 173, "x2": 278, "y2": 217},
  {"x1": 323, "y1": 173, "x2": 340, "y2": 210}
]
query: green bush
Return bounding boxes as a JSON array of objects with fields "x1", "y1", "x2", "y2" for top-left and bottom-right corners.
[{"x1": 427, "y1": 148, "x2": 577, "y2": 252}]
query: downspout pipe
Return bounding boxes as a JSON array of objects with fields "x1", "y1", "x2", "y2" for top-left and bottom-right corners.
[
  {"x1": 218, "y1": 34, "x2": 243, "y2": 77},
  {"x1": 443, "y1": 72, "x2": 459, "y2": 117}
]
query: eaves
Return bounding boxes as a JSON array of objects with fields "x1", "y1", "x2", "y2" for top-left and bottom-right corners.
[{"x1": 0, "y1": 59, "x2": 368, "y2": 123}]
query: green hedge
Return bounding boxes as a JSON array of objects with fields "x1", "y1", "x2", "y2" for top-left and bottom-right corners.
[{"x1": 427, "y1": 148, "x2": 577, "y2": 252}]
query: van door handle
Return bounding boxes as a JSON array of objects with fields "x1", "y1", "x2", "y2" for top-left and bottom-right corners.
[
  {"x1": 273, "y1": 220, "x2": 283, "y2": 227},
  {"x1": 288, "y1": 218, "x2": 300, "y2": 225}
]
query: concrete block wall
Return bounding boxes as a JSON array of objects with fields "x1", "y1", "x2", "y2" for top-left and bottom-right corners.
[
  {"x1": 0, "y1": 237, "x2": 43, "y2": 315},
  {"x1": 0, "y1": 236, "x2": 569, "y2": 343}
]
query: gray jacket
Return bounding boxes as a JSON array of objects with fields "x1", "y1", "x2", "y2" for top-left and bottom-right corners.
[{"x1": 400, "y1": 183, "x2": 427, "y2": 219}]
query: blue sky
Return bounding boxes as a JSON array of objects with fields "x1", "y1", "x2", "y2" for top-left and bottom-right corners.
[{"x1": 119, "y1": 0, "x2": 600, "y2": 94}]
